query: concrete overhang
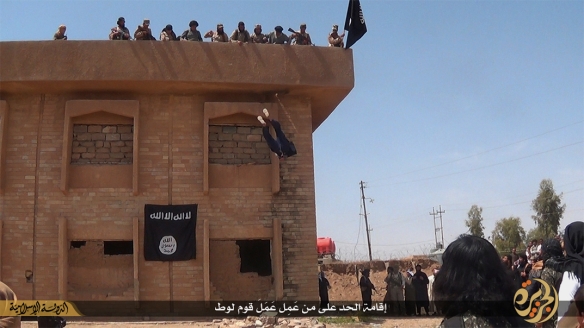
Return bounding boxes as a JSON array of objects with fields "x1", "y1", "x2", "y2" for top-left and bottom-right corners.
[{"x1": 0, "y1": 41, "x2": 354, "y2": 131}]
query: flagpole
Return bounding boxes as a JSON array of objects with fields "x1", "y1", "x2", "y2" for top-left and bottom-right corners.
[{"x1": 350, "y1": 0, "x2": 354, "y2": 29}]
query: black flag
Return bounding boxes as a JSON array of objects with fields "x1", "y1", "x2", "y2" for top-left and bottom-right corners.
[
  {"x1": 144, "y1": 204, "x2": 197, "y2": 261},
  {"x1": 344, "y1": 0, "x2": 367, "y2": 49}
]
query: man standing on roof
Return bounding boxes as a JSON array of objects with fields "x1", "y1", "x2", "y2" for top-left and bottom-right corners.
[
  {"x1": 267, "y1": 26, "x2": 289, "y2": 44},
  {"x1": 109, "y1": 17, "x2": 131, "y2": 40},
  {"x1": 181, "y1": 20, "x2": 203, "y2": 41},
  {"x1": 328, "y1": 24, "x2": 345, "y2": 47},
  {"x1": 250, "y1": 24, "x2": 268, "y2": 43},
  {"x1": 290, "y1": 23, "x2": 312, "y2": 45},
  {"x1": 204, "y1": 24, "x2": 229, "y2": 42},
  {"x1": 134, "y1": 19, "x2": 156, "y2": 40},
  {"x1": 230, "y1": 21, "x2": 251, "y2": 44}
]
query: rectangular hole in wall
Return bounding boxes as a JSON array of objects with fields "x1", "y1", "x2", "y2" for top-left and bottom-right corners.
[
  {"x1": 208, "y1": 125, "x2": 271, "y2": 165},
  {"x1": 71, "y1": 124, "x2": 133, "y2": 165},
  {"x1": 236, "y1": 239, "x2": 272, "y2": 276},
  {"x1": 209, "y1": 240, "x2": 274, "y2": 301},
  {"x1": 103, "y1": 241, "x2": 133, "y2": 255},
  {"x1": 70, "y1": 241, "x2": 87, "y2": 249}
]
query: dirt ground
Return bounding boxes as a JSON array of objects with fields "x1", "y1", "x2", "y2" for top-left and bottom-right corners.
[{"x1": 19, "y1": 258, "x2": 442, "y2": 327}]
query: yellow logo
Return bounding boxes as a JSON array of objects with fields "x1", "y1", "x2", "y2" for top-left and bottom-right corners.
[
  {"x1": 0, "y1": 300, "x2": 83, "y2": 316},
  {"x1": 513, "y1": 279, "x2": 558, "y2": 324}
]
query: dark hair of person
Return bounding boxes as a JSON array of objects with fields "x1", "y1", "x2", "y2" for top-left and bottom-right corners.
[
  {"x1": 433, "y1": 235, "x2": 524, "y2": 326},
  {"x1": 541, "y1": 238, "x2": 564, "y2": 271},
  {"x1": 559, "y1": 221, "x2": 584, "y2": 281},
  {"x1": 519, "y1": 254, "x2": 527, "y2": 262},
  {"x1": 502, "y1": 255, "x2": 512, "y2": 269}
]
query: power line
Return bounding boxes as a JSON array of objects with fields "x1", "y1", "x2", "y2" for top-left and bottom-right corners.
[
  {"x1": 368, "y1": 187, "x2": 583, "y2": 230},
  {"x1": 369, "y1": 140, "x2": 583, "y2": 188},
  {"x1": 439, "y1": 179, "x2": 584, "y2": 209},
  {"x1": 447, "y1": 187, "x2": 584, "y2": 212},
  {"x1": 368, "y1": 120, "x2": 584, "y2": 183}
]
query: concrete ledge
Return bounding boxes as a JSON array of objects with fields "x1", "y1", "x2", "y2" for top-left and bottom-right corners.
[{"x1": 0, "y1": 41, "x2": 355, "y2": 130}]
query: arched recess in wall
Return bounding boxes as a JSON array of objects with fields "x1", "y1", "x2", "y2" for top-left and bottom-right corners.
[
  {"x1": 0, "y1": 100, "x2": 8, "y2": 194},
  {"x1": 60, "y1": 100, "x2": 140, "y2": 195},
  {"x1": 203, "y1": 102, "x2": 279, "y2": 195}
]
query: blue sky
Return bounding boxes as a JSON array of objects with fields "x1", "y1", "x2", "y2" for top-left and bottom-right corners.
[{"x1": 1, "y1": 0, "x2": 582, "y2": 261}]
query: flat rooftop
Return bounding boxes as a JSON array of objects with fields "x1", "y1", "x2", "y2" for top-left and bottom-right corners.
[{"x1": 0, "y1": 41, "x2": 355, "y2": 131}]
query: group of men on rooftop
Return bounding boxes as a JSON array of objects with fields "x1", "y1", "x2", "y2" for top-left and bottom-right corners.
[{"x1": 53, "y1": 17, "x2": 346, "y2": 47}]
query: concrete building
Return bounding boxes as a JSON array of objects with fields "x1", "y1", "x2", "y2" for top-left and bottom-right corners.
[{"x1": 0, "y1": 41, "x2": 354, "y2": 304}]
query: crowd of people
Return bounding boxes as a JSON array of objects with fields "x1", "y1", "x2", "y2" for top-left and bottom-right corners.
[
  {"x1": 318, "y1": 221, "x2": 584, "y2": 328},
  {"x1": 52, "y1": 17, "x2": 347, "y2": 47},
  {"x1": 347, "y1": 261, "x2": 441, "y2": 317}
]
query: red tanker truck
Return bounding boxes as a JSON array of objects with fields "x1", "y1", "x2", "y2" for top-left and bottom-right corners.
[{"x1": 317, "y1": 237, "x2": 336, "y2": 264}]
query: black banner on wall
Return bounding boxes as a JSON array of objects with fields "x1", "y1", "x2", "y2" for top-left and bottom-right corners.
[{"x1": 144, "y1": 204, "x2": 197, "y2": 261}]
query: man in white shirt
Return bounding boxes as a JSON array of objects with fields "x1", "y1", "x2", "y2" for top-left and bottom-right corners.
[
  {"x1": 428, "y1": 267, "x2": 440, "y2": 315},
  {"x1": 530, "y1": 239, "x2": 540, "y2": 263}
]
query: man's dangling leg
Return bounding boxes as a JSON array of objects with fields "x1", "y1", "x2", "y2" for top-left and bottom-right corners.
[
  {"x1": 262, "y1": 125, "x2": 283, "y2": 157},
  {"x1": 269, "y1": 119, "x2": 289, "y2": 143},
  {"x1": 268, "y1": 119, "x2": 295, "y2": 157}
]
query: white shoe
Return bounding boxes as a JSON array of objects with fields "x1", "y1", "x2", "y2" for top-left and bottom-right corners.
[
  {"x1": 263, "y1": 108, "x2": 270, "y2": 118},
  {"x1": 257, "y1": 116, "x2": 266, "y2": 125}
]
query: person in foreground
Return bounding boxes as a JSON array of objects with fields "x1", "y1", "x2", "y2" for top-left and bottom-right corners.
[
  {"x1": 433, "y1": 235, "x2": 531, "y2": 328},
  {"x1": 557, "y1": 283, "x2": 584, "y2": 328},
  {"x1": 557, "y1": 221, "x2": 584, "y2": 323},
  {"x1": 0, "y1": 280, "x2": 21, "y2": 327}
]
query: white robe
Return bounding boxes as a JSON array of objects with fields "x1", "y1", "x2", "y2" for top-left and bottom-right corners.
[
  {"x1": 557, "y1": 271, "x2": 580, "y2": 323},
  {"x1": 428, "y1": 274, "x2": 436, "y2": 313}
]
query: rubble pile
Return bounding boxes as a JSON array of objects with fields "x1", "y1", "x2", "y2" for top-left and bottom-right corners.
[{"x1": 208, "y1": 316, "x2": 326, "y2": 328}]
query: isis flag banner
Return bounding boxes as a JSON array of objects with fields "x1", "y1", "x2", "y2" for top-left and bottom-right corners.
[
  {"x1": 144, "y1": 204, "x2": 197, "y2": 261},
  {"x1": 344, "y1": 0, "x2": 367, "y2": 49}
]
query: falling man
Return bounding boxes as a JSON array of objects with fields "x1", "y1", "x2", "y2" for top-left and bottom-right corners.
[{"x1": 257, "y1": 108, "x2": 297, "y2": 160}]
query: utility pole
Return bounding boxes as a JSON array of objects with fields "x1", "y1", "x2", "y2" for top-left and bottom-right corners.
[
  {"x1": 430, "y1": 206, "x2": 445, "y2": 249},
  {"x1": 360, "y1": 181, "x2": 373, "y2": 264},
  {"x1": 438, "y1": 205, "x2": 445, "y2": 249},
  {"x1": 430, "y1": 208, "x2": 438, "y2": 249}
]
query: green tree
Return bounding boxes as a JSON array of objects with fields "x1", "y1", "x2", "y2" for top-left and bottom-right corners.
[
  {"x1": 492, "y1": 217, "x2": 526, "y2": 253},
  {"x1": 531, "y1": 179, "x2": 566, "y2": 238},
  {"x1": 465, "y1": 205, "x2": 485, "y2": 238}
]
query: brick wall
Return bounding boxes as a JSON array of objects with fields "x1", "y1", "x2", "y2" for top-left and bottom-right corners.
[
  {"x1": 68, "y1": 241, "x2": 134, "y2": 300},
  {"x1": 271, "y1": 97, "x2": 319, "y2": 301},
  {"x1": 209, "y1": 240, "x2": 273, "y2": 301},
  {"x1": 208, "y1": 125, "x2": 271, "y2": 164},
  {"x1": 0, "y1": 95, "x2": 318, "y2": 302},
  {"x1": 71, "y1": 124, "x2": 133, "y2": 164}
]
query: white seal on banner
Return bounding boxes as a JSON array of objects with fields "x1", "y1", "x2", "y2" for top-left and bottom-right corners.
[{"x1": 159, "y1": 236, "x2": 177, "y2": 255}]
